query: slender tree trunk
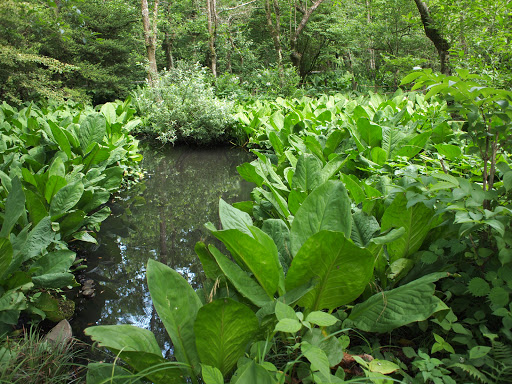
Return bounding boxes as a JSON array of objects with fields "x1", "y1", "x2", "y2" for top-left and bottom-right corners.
[
  {"x1": 366, "y1": 0, "x2": 376, "y2": 86},
  {"x1": 163, "y1": 1, "x2": 175, "y2": 69},
  {"x1": 141, "y1": 0, "x2": 159, "y2": 84},
  {"x1": 206, "y1": 0, "x2": 218, "y2": 77},
  {"x1": 264, "y1": 0, "x2": 284, "y2": 84},
  {"x1": 413, "y1": 0, "x2": 451, "y2": 75},
  {"x1": 290, "y1": 0, "x2": 325, "y2": 76}
]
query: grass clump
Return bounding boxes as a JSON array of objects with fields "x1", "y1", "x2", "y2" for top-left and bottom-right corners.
[{"x1": 0, "y1": 328, "x2": 84, "y2": 384}]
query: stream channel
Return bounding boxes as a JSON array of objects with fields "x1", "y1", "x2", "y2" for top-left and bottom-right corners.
[{"x1": 72, "y1": 141, "x2": 254, "y2": 353}]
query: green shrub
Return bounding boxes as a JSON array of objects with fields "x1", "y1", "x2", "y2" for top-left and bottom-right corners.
[{"x1": 132, "y1": 62, "x2": 235, "y2": 145}]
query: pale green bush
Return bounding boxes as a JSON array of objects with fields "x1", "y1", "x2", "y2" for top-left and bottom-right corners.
[{"x1": 131, "y1": 62, "x2": 235, "y2": 145}]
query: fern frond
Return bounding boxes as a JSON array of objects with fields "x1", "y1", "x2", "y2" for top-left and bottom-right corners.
[{"x1": 449, "y1": 363, "x2": 490, "y2": 384}]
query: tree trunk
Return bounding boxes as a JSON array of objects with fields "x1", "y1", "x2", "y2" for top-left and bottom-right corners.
[
  {"x1": 290, "y1": 0, "x2": 325, "y2": 76},
  {"x1": 141, "y1": 0, "x2": 159, "y2": 84},
  {"x1": 264, "y1": 0, "x2": 284, "y2": 84},
  {"x1": 163, "y1": 1, "x2": 175, "y2": 69},
  {"x1": 366, "y1": 0, "x2": 376, "y2": 82},
  {"x1": 413, "y1": 0, "x2": 451, "y2": 75},
  {"x1": 206, "y1": 0, "x2": 218, "y2": 77}
]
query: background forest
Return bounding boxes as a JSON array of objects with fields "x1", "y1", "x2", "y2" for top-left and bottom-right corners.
[{"x1": 1, "y1": 0, "x2": 511, "y2": 105}]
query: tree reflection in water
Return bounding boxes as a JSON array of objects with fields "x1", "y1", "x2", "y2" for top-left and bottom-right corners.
[{"x1": 73, "y1": 141, "x2": 254, "y2": 353}]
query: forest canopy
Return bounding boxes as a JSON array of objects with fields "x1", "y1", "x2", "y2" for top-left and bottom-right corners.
[{"x1": 1, "y1": 0, "x2": 510, "y2": 105}]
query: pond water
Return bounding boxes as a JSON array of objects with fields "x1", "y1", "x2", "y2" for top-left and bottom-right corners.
[{"x1": 72, "y1": 141, "x2": 254, "y2": 352}]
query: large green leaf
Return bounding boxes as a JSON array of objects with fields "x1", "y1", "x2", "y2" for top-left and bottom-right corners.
[
  {"x1": 0, "y1": 177, "x2": 25, "y2": 237},
  {"x1": 380, "y1": 193, "x2": 434, "y2": 262},
  {"x1": 84, "y1": 325, "x2": 184, "y2": 384},
  {"x1": 48, "y1": 121, "x2": 72, "y2": 159},
  {"x1": 290, "y1": 180, "x2": 351, "y2": 257},
  {"x1": 231, "y1": 361, "x2": 275, "y2": 384},
  {"x1": 146, "y1": 259, "x2": 202, "y2": 375},
  {"x1": 209, "y1": 245, "x2": 273, "y2": 307},
  {"x1": 194, "y1": 298, "x2": 258, "y2": 376},
  {"x1": 219, "y1": 198, "x2": 252, "y2": 236},
  {"x1": 320, "y1": 153, "x2": 349, "y2": 182},
  {"x1": 78, "y1": 114, "x2": 107, "y2": 153},
  {"x1": 292, "y1": 154, "x2": 323, "y2": 194},
  {"x1": 0, "y1": 238, "x2": 13, "y2": 280},
  {"x1": 84, "y1": 324, "x2": 161, "y2": 354},
  {"x1": 351, "y1": 210, "x2": 380, "y2": 247},
  {"x1": 100, "y1": 166, "x2": 124, "y2": 191},
  {"x1": 31, "y1": 250, "x2": 75, "y2": 275},
  {"x1": 381, "y1": 127, "x2": 407, "y2": 160},
  {"x1": 24, "y1": 189, "x2": 47, "y2": 226},
  {"x1": 261, "y1": 219, "x2": 292, "y2": 273},
  {"x1": 86, "y1": 362, "x2": 132, "y2": 384},
  {"x1": 195, "y1": 242, "x2": 223, "y2": 281},
  {"x1": 45, "y1": 175, "x2": 67, "y2": 203},
  {"x1": 32, "y1": 272, "x2": 76, "y2": 289},
  {"x1": 286, "y1": 231, "x2": 374, "y2": 311},
  {"x1": 348, "y1": 272, "x2": 449, "y2": 333},
  {"x1": 18, "y1": 216, "x2": 54, "y2": 264},
  {"x1": 49, "y1": 180, "x2": 84, "y2": 217},
  {"x1": 237, "y1": 162, "x2": 264, "y2": 187},
  {"x1": 211, "y1": 227, "x2": 281, "y2": 298},
  {"x1": 356, "y1": 117, "x2": 382, "y2": 148},
  {"x1": 394, "y1": 130, "x2": 431, "y2": 159}
]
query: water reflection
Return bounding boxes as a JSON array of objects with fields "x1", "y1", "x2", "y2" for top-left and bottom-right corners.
[{"x1": 73, "y1": 142, "x2": 254, "y2": 350}]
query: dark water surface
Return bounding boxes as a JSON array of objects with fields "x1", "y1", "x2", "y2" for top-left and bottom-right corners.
[{"x1": 72, "y1": 142, "x2": 254, "y2": 351}]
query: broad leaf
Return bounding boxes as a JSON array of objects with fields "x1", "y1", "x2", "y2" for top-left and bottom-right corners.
[
  {"x1": 85, "y1": 325, "x2": 184, "y2": 384},
  {"x1": 290, "y1": 180, "x2": 351, "y2": 257},
  {"x1": 86, "y1": 362, "x2": 132, "y2": 384},
  {"x1": 211, "y1": 227, "x2": 281, "y2": 298},
  {"x1": 356, "y1": 117, "x2": 382, "y2": 148},
  {"x1": 49, "y1": 180, "x2": 84, "y2": 217},
  {"x1": 31, "y1": 250, "x2": 75, "y2": 275},
  {"x1": 219, "y1": 199, "x2": 252, "y2": 235},
  {"x1": 201, "y1": 365, "x2": 224, "y2": 384},
  {"x1": 292, "y1": 154, "x2": 323, "y2": 194},
  {"x1": 0, "y1": 177, "x2": 25, "y2": 237},
  {"x1": 194, "y1": 298, "x2": 258, "y2": 376},
  {"x1": 231, "y1": 361, "x2": 275, "y2": 384},
  {"x1": 394, "y1": 130, "x2": 431, "y2": 159},
  {"x1": 84, "y1": 324, "x2": 161, "y2": 354},
  {"x1": 18, "y1": 216, "x2": 54, "y2": 264},
  {"x1": 209, "y1": 245, "x2": 272, "y2": 307},
  {"x1": 286, "y1": 231, "x2": 374, "y2": 311},
  {"x1": 348, "y1": 272, "x2": 449, "y2": 332},
  {"x1": 78, "y1": 114, "x2": 107, "y2": 153},
  {"x1": 147, "y1": 259, "x2": 202, "y2": 375},
  {"x1": 381, "y1": 193, "x2": 434, "y2": 262},
  {"x1": 195, "y1": 242, "x2": 223, "y2": 281},
  {"x1": 351, "y1": 210, "x2": 380, "y2": 247},
  {"x1": 261, "y1": 219, "x2": 292, "y2": 273},
  {"x1": 32, "y1": 273, "x2": 76, "y2": 289},
  {"x1": 0, "y1": 238, "x2": 13, "y2": 280},
  {"x1": 302, "y1": 342, "x2": 331, "y2": 379}
]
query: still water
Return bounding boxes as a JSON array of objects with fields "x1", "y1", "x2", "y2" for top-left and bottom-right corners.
[{"x1": 72, "y1": 141, "x2": 254, "y2": 351}]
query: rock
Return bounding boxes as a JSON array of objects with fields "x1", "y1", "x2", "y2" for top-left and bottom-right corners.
[
  {"x1": 82, "y1": 288, "x2": 95, "y2": 298},
  {"x1": 44, "y1": 319, "x2": 72, "y2": 346}
]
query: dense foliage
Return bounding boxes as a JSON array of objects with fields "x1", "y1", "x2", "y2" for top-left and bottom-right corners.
[
  {"x1": 85, "y1": 70, "x2": 512, "y2": 383},
  {"x1": 2, "y1": 0, "x2": 512, "y2": 382},
  {"x1": 0, "y1": 100, "x2": 142, "y2": 338},
  {"x1": 2, "y1": 0, "x2": 511, "y2": 105}
]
